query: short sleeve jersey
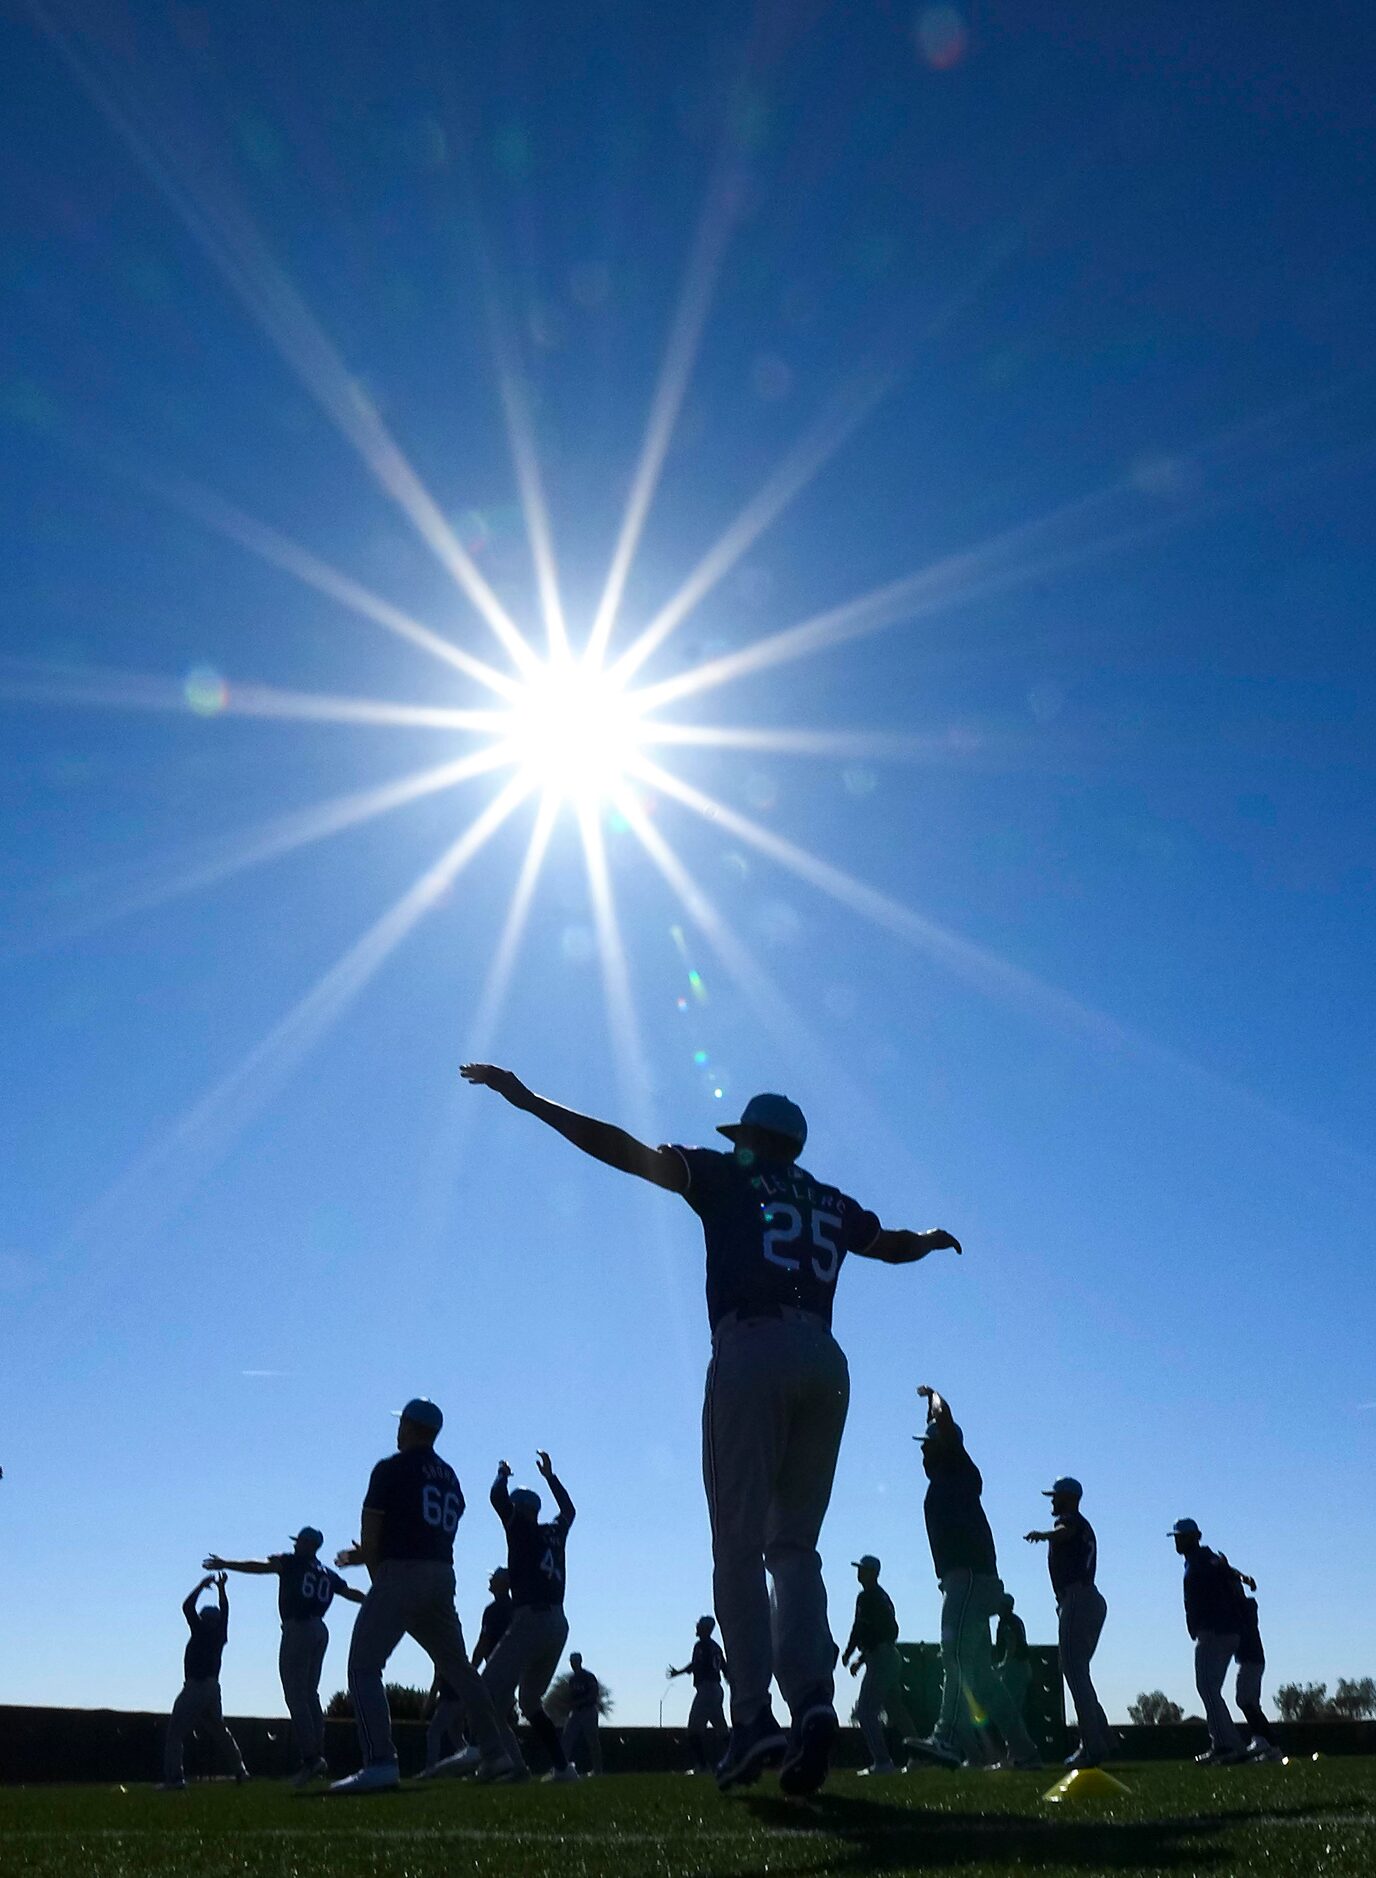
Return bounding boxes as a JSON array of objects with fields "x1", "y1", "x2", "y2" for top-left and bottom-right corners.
[
  {"x1": 852, "y1": 1584, "x2": 900, "y2": 1652},
  {"x1": 184, "y1": 1606, "x2": 228, "y2": 1681},
  {"x1": 567, "y1": 1667, "x2": 600, "y2": 1712},
  {"x1": 690, "y1": 1637, "x2": 727, "y2": 1688},
  {"x1": 994, "y1": 1610, "x2": 1029, "y2": 1664},
  {"x1": 664, "y1": 1145, "x2": 881, "y2": 1331},
  {"x1": 500, "y1": 1506, "x2": 571, "y2": 1608},
  {"x1": 363, "y1": 1447, "x2": 466, "y2": 1563},
  {"x1": 271, "y1": 1552, "x2": 347, "y2": 1623},
  {"x1": 921, "y1": 1421, "x2": 998, "y2": 1579},
  {"x1": 1048, "y1": 1511, "x2": 1098, "y2": 1598}
]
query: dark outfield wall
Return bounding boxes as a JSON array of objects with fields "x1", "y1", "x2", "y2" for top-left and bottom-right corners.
[{"x1": 0, "y1": 1707, "x2": 1372, "y2": 1784}]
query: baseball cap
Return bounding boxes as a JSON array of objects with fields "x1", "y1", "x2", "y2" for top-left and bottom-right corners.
[
  {"x1": 393, "y1": 1397, "x2": 444, "y2": 1432},
  {"x1": 291, "y1": 1526, "x2": 324, "y2": 1551},
  {"x1": 718, "y1": 1092, "x2": 807, "y2": 1150},
  {"x1": 1169, "y1": 1517, "x2": 1202, "y2": 1539},
  {"x1": 1042, "y1": 1477, "x2": 1083, "y2": 1499},
  {"x1": 852, "y1": 1554, "x2": 882, "y2": 1571}
]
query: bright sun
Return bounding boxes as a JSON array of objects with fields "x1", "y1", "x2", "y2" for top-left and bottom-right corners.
[{"x1": 502, "y1": 657, "x2": 649, "y2": 806}]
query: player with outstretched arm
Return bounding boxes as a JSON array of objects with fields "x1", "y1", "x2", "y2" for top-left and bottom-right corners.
[
  {"x1": 668, "y1": 1616, "x2": 730, "y2": 1773},
  {"x1": 462, "y1": 1065, "x2": 962, "y2": 1797},
  {"x1": 203, "y1": 1527, "x2": 364, "y2": 1786}
]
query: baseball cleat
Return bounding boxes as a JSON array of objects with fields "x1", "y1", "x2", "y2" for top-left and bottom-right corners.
[
  {"x1": 778, "y1": 1704, "x2": 839, "y2": 1798},
  {"x1": 858, "y1": 1759, "x2": 899, "y2": 1777},
  {"x1": 541, "y1": 1765, "x2": 579, "y2": 1782},
  {"x1": 327, "y1": 1761, "x2": 401, "y2": 1796},
  {"x1": 292, "y1": 1758, "x2": 329, "y2": 1788},
  {"x1": 905, "y1": 1734, "x2": 962, "y2": 1769},
  {"x1": 431, "y1": 1745, "x2": 482, "y2": 1779},
  {"x1": 473, "y1": 1753, "x2": 520, "y2": 1784},
  {"x1": 715, "y1": 1707, "x2": 789, "y2": 1791}
]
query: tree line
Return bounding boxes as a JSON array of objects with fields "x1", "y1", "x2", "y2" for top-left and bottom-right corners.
[{"x1": 1130, "y1": 1677, "x2": 1376, "y2": 1726}]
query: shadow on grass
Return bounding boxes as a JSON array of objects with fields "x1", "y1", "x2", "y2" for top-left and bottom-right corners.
[{"x1": 728, "y1": 1789, "x2": 1273, "y2": 1873}]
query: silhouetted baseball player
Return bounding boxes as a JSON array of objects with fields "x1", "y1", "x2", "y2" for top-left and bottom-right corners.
[
  {"x1": 907, "y1": 1386, "x2": 1041, "y2": 1771},
  {"x1": 992, "y1": 1592, "x2": 1032, "y2": 1727},
  {"x1": 204, "y1": 1527, "x2": 363, "y2": 1785},
  {"x1": 1170, "y1": 1517, "x2": 1247, "y2": 1763},
  {"x1": 329, "y1": 1397, "x2": 510, "y2": 1793},
  {"x1": 160, "y1": 1573, "x2": 248, "y2": 1789},
  {"x1": 842, "y1": 1555, "x2": 916, "y2": 1775},
  {"x1": 563, "y1": 1652, "x2": 603, "y2": 1774},
  {"x1": 1025, "y1": 1476, "x2": 1113, "y2": 1766},
  {"x1": 1222, "y1": 1560, "x2": 1281, "y2": 1760},
  {"x1": 462, "y1": 1066, "x2": 961, "y2": 1798},
  {"x1": 668, "y1": 1616, "x2": 729, "y2": 1771}
]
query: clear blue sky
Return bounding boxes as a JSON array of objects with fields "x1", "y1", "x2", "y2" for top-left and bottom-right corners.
[{"x1": 2, "y1": 0, "x2": 1373, "y2": 1731}]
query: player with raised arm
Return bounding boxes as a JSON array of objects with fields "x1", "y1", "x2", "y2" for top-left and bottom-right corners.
[
  {"x1": 203, "y1": 1527, "x2": 364, "y2": 1786},
  {"x1": 160, "y1": 1572, "x2": 249, "y2": 1790},
  {"x1": 668, "y1": 1615, "x2": 730, "y2": 1772},
  {"x1": 328, "y1": 1397, "x2": 511, "y2": 1794},
  {"x1": 461, "y1": 1066, "x2": 962, "y2": 1797},
  {"x1": 1220, "y1": 1558, "x2": 1282, "y2": 1760},
  {"x1": 842, "y1": 1554, "x2": 917, "y2": 1776},
  {"x1": 482, "y1": 1451, "x2": 577, "y2": 1781},
  {"x1": 1025, "y1": 1476, "x2": 1113, "y2": 1767},
  {"x1": 908, "y1": 1385, "x2": 1042, "y2": 1772}
]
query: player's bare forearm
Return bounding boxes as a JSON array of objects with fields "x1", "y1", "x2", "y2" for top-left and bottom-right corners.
[
  {"x1": 1024, "y1": 1529, "x2": 1054, "y2": 1544},
  {"x1": 203, "y1": 1556, "x2": 273, "y2": 1574},
  {"x1": 860, "y1": 1227, "x2": 962, "y2": 1265},
  {"x1": 461, "y1": 1065, "x2": 685, "y2": 1190}
]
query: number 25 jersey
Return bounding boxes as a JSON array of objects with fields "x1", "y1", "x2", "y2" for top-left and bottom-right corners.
[
  {"x1": 665, "y1": 1145, "x2": 881, "y2": 1332},
  {"x1": 363, "y1": 1448, "x2": 466, "y2": 1564}
]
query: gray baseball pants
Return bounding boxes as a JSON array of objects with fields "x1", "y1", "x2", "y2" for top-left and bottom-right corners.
[
  {"x1": 935, "y1": 1570, "x2": 1039, "y2": 1761},
  {"x1": 347, "y1": 1559, "x2": 501, "y2": 1769},
  {"x1": 999, "y1": 1655, "x2": 1033, "y2": 1722},
  {"x1": 481, "y1": 1604, "x2": 569, "y2": 1775},
  {"x1": 856, "y1": 1641, "x2": 916, "y2": 1767},
  {"x1": 163, "y1": 1677, "x2": 247, "y2": 1784},
  {"x1": 1057, "y1": 1583, "x2": 1112, "y2": 1759},
  {"x1": 688, "y1": 1683, "x2": 727, "y2": 1763},
  {"x1": 279, "y1": 1617, "x2": 328, "y2": 1764},
  {"x1": 1195, "y1": 1630, "x2": 1243, "y2": 1753},
  {"x1": 425, "y1": 1697, "x2": 466, "y2": 1768},
  {"x1": 563, "y1": 1707, "x2": 602, "y2": 1773},
  {"x1": 703, "y1": 1309, "x2": 849, "y2": 1725}
]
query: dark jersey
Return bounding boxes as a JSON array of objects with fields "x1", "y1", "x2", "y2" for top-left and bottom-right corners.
[
  {"x1": 849, "y1": 1584, "x2": 900, "y2": 1655},
  {"x1": 475, "y1": 1591, "x2": 513, "y2": 1663},
  {"x1": 1182, "y1": 1545, "x2": 1241, "y2": 1638},
  {"x1": 1049, "y1": 1511, "x2": 1098, "y2": 1598},
  {"x1": 567, "y1": 1667, "x2": 600, "y2": 1713},
  {"x1": 183, "y1": 1600, "x2": 228, "y2": 1681},
  {"x1": 271, "y1": 1553, "x2": 346, "y2": 1624},
  {"x1": 994, "y1": 1610, "x2": 1029, "y2": 1665},
  {"x1": 665, "y1": 1145, "x2": 881, "y2": 1332},
  {"x1": 690, "y1": 1637, "x2": 727, "y2": 1688},
  {"x1": 922, "y1": 1421, "x2": 998, "y2": 1579},
  {"x1": 363, "y1": 1447, "x2": 466, "y2": 1564},
  {"x1": 493, "y1": 1476, "x2": 574, "y2": 1608},
  {"x1": 1235, "y1": 1594, "x2": 1264, "y2": 1665}
]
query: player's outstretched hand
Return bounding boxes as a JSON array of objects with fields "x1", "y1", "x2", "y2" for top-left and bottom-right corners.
[
  {"x1": 1024, "y1": 1530, "x2": 1047, "y2": 1545},
  {"x1": 535, "y1": 1450, "x2": 553, "y2": 1479},
  {"x1": 335, "y1": 1543, "x2": 363, "y2": 1568},
  {"x1": 928, "y1": 1229, "x2": 962, "y2": 1255},
  {"x1": 496, "y1": 1459, "x2": 513, "y2": 1480},
  {"x1": 460, "y1": 1063, "x2": 530, "y2": 1107},
  {"x1": 214, "y1": 1571, "x2": 228, "y2": 1589},
  {"x1": 203, "y1": 1554, "x2": 226, "y2": 1572},
  {"x1": 916, "y1": 1384, "x2": 935, "y2": 1401}
]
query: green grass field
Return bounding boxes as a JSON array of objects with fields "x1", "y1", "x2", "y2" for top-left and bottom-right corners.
[{"x1": 2, "y1": 1758, "x2": 1373, "y2": 1877}]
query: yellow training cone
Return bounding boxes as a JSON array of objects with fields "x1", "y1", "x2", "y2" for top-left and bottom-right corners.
[{"x1": 1043, "y1": 1766, "x2": 1133, "y2": 1803}]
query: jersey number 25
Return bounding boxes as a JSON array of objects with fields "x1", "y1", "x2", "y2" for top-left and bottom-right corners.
[{"x1": 762, "y1": 1204, "x2": 842, "y2": 1282}]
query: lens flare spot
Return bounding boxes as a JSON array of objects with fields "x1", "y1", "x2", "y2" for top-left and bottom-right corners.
[
  {"x1": 915, "y1": 5, "x2": 968, "y2": 69},
  {"x1": 184, "y1": 665, "x2": 228, "y2": 716}
]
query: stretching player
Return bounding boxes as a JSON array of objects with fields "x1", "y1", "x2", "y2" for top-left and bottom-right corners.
[
  {"x1": 1025, "y1": 1477, "x2": 1113, "y2": 1767},
  {"x1": 842, "y1": 1555, "x2": 916, "y2": 1776},
  {"x1": 668, "y1": 1616, "x2": 729, "y2": 1772},
  {"x1": 992, "y1": 1593, "x2": 1032, "y2": 1726},
  {"x1": 440, "y1": 1452, "x2": 577, "y2": 1781},
  {"x1": 160, "y1": 1573, "x2": 249, "y2": 1790},
  {"x1": 1223, "y1": 1561, "x2": 1282, "y2": 1760},
  {"x1": 473, "y1": 1567, "x2": 514, "y2": 1672},
  {"x1": 420, "y1": 1566, "x2": 515, "y2": 1776},
  {"x1": 203, "y1": 1527, "x2": 363, "y2": 1785},
  {"x1": 462, "y1": 1067, "x2": 961, "y2": 1798},
  {"x1": 329, "y1": 1397, "x2": 510, "y2": 1793},
  {"x1": 563, "y1": 1652, "x2": 603, "y2": 1774},
  {"x1": 1169, "y1": 1517, "x2": 1247, "y2": 1764},
  {"x1": 907, "y1": 1386, "x2": 1041, "y2": 1771}
]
